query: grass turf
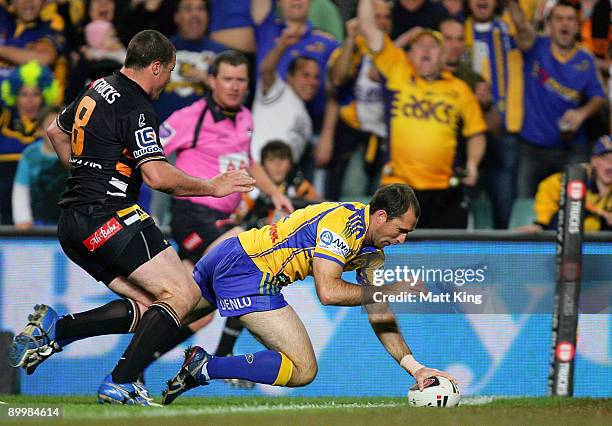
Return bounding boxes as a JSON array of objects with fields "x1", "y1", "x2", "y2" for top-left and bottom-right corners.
[{"x1": 0, "y1": 395, "x2": 610, "y2": 426}]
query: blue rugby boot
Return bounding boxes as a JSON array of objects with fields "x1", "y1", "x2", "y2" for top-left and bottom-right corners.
[
  {"x1": 9, "y1": 304, "x2": 59, "y2": 370},
  {"x1": 162, "y1": 346, "x2": 211, "y2": 405},
  {"x1": 98, "y1": 375, "x2": 160, "y2": 406}
]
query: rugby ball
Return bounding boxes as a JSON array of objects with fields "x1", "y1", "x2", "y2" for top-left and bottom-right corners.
[{"x1": 407, "y1": 376, "x2": 461, "y2": 407}]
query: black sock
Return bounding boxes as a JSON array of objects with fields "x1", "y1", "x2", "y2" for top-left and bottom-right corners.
[
  {"x1": 214, "y1": 316, "x2": 244, "y2": 357},
  {"x1": 140, "y1": 326, "x2": 194, "y2": 383},
  {"x1": 55, "y1": 299, "x2": 138, "y2": 345},
  {"x1": 111, "y1": 303, "x2": 180, "y2": 384},
  {"x1": 151, "y1": 325, "x2": 194, "y2": 362}
]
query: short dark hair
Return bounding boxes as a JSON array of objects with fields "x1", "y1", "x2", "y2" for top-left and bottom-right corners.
[
  {"x1": 547, "y1": 0, "x2": 579, "y2": 20},
  {"x1": 261, "y1": 140, "x2": 293, "y2": 163},
  {"x1": 369, "y1": 184, "x2": 420, "y2": 221},
  {"x1": 209, "y1": 50, "x2": 249, "y2": 77},
  {"x1": 124, "y1": 30, "x2": 176, "y2": 70},
  {"x1": 287, "y1": 55, "x2": 318, "y2": 76}
]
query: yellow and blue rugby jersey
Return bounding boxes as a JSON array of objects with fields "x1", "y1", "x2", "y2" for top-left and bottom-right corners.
[
  {"x1": 363, "y1": 35, "x2": 486, "y2": 190},
  {"x1": 521, "y1": 37, "x2": 605, "y2": 148},
  {"x1": 238, "y1": 201, "x2": 383, "y2": 285}
]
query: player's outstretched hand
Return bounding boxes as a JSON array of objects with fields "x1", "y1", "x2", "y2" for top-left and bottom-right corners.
[
  {"x1": 413, "y1": 367, "x2": 457, "y2": 391},
  {"x1": 210, "y1": 170, "x2": 256, "y2": 197}
]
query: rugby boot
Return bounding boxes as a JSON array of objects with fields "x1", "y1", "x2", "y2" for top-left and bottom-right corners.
[
  {"x1": 162, "y1": 346, "x2": 211, "y2": 405},
  {"x1": 9, "y1": 304, "x2": 59, "y2": 371},
  {"x1": 97, "y1": 374, "x2": 160, "y2": 406}
]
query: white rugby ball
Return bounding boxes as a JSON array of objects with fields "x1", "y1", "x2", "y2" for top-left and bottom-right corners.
[{"x1": 407, "y1": 376, "x2": 461, "y2": 407}]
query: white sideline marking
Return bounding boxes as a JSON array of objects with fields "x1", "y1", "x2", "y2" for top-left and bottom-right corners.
[
  {"x1": 66, "y1": 398, "x2": 497, "y2": 419},
  {"x1": 0, "y1": 401, "x2": 7, "y2": 405}
]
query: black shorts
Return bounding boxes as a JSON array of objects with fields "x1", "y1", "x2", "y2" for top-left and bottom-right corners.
[
  {"x1": 57, "y1": 204, "x2": 171, "y2": 285},
  {"x1": 170, "y1": 199, "x2": 233, "y2": 263}
]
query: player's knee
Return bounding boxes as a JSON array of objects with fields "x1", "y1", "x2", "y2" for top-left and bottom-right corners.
[
  {"x1": 159, "y1": 279, "x2": 200, "y2": 312},
  {"x1": 300, "y1": 363, "x2": 318, "y2": 386},
  {"x1": 291, "y1": 368, "x2": 317, "y2": 387},
  {"x1": 288, "y1": 357, "x2": 318, "y2": 387}
]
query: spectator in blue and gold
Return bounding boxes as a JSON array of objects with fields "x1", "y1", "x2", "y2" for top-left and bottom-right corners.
[
  {"x1": 0, "y1": 0, "x2": 66, "y2": 100},
  {"x1": 507, "y1": 0, "x2": 607, "y2": 198},
  {"x1": 0, "y1": 60, "x2": 59, "y2": 224},
  {"x1": 464, "y1": 0, "x2": 524, "y2": 229}
]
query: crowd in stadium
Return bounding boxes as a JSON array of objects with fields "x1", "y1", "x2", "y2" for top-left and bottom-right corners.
[{"x1": 0, "y1": 0, "x2": 610, "y2": 232}]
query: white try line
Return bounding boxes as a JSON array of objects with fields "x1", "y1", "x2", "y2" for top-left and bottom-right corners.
[{"x1": 65, "y1": 398, "x2": 497, "y2": 419}]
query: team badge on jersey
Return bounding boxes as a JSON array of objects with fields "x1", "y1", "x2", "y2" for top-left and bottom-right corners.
[
  {"x1": 318, "y1": 228, "x2": 350, "y2": 257},
  {"x1": 133, "y1": 127, "x2": 162, "y2": 158}
]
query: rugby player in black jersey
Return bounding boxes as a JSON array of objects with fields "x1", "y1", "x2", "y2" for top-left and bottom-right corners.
[{"x1": 8, "y1": 30, "x2": 255, "y2": 405}]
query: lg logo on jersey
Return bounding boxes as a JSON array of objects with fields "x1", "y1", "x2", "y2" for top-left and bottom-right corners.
[{"x1": 133, "y1": 126, "x2": 162, "y2": 158}]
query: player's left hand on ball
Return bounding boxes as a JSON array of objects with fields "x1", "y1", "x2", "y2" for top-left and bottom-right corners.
[
  {"x1": 413, "y1": 367, "x2": 457, "y2": 391},
  {"x1": 211, "y1": 170, "x2": 256, "y2": 197}
]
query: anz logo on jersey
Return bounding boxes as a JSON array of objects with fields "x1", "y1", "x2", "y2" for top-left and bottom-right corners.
[
  {"x1": 133, "y1": 126, "x2": 162, "y2": 158},
  {"x1": 318, "y1": 228, "x2": 350, "y2": 258}
]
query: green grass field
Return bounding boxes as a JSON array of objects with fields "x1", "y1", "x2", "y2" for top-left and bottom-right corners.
[{"x1": 1, "y1": 396, "x2": 610, "y2": 426}]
